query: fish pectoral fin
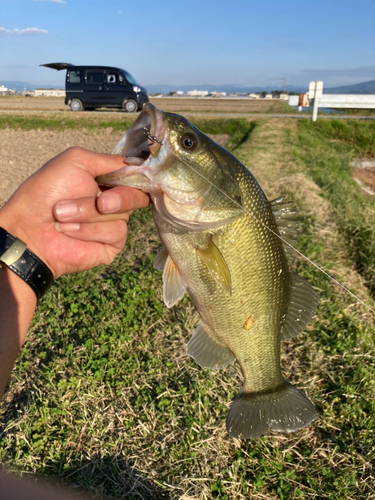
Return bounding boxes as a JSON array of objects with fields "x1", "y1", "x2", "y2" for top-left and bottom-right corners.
[
  {"x1": 153, "y1": 247, "x2": 168, "y2": 272},
  {"x1": 162, "y1": 255, "x2": 187, "y2": 308},
  {"x1": 281, "y1": 272, "x2": 319, "y2": 341},
  {"x1": 196, "y1": 238, "x2": 232, "y2": 295},
  {"x1": 187, "y1": 321, "x2": 235, "y2": 370},
  {"x1": 226, "y1": 380, "x2": 317, "y2": 439}
]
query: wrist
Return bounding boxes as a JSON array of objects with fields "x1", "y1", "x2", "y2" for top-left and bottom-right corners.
[
  {"x1": 0, "y1": 264, "x2": 37, "y2": 307},
  {"x1": 0, "y1": 208, "x2": 54, "y2": 300},
  {"x1": 0, "y1": 203, "x2": 35, "y2": 254}
]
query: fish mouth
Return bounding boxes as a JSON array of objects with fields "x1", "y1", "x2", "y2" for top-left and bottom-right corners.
[{"x1": 95, "y1": 103, "x2": 166, "y2": 187}]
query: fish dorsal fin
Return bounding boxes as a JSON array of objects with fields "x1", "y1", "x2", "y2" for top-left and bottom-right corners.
[
  {"x1": 196, "y1": 238, "x2": 232, "y2": 295},
  {"x1": 162, "y1": 255, "x2": 187, "y2": 308},
  {"x1": 153, "y1": 247, "x2": 168, "y2": 272},
  {"x1": 187, "y1": 321, "x2": 235, "y2": 370},
  {"x1": 281, "y1": 272, "x2": 319, "y2": 341},
  {"x1": 270, "y1": 196, "x2": 299, "y2": 263}
]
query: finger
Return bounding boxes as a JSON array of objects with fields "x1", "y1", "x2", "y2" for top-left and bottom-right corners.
[
  {"x1": 55, "y1": 220, "x2": 127, "y2": 248},
  {"x1": 63, "y1": 147, "x2": 129, "y2": 178},
  {"x1": 54, "y1": 197, "x2": 132, "y2": 223},
  {"x1": 97, "y1": 187, "x2": 150, "y2": 214}
]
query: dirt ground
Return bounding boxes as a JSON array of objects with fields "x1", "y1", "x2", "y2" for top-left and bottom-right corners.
[
  {"x1": 353, "y1": 166, "x2": 375, "y2": 194},
  {"x1": 351, "y1": 158, "x2": 375, "y2": 195},
  {"x1": 0, "y1": 96, "x2": 274, "y2": 113},
  {"x1": 0, "y1": 129, "x2": 228, "y2": 208},
  {"x1": 0, "y1": 128, "x2": 123, "y2": 207}
]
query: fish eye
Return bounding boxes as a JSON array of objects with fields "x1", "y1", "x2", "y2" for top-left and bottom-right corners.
[{"x1": 181, "y1": 135, "x2": 197, "y2": 150}]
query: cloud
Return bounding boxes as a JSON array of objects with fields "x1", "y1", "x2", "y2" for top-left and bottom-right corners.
[
  {"x1": 31, "y1": 0, "x2": 66, "y2": 3},
  {"x1": 0, "y1": 27, "x2": 48, "y2": 35}
]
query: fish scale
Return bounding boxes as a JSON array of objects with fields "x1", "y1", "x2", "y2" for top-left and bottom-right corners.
[{"x1": 96, "y1": 103, "x2": 319, "y2": 439}]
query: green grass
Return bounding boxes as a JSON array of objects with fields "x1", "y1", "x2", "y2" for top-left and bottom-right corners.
[
  {"x1": 0, "y1": 114, "x2": 135, "y2": 132},
  {"x1": 331, "y1": 108, "x2": 375, "y2": 117},
  {"x1": 0, "y1": 114, "x2": 254, "y2": 145},
  {"x1": 194, "y1": 118, "x2": 256, "y2": 149},
  {"x1": 1, "y1": 116, "x2": 375, "y2": 499},
  {"x1": 297, "y1": 119, "x2": 375, "y2": 292},
  {"x1": 267, "y1": 100, "x2": 298, "y2": 114}
]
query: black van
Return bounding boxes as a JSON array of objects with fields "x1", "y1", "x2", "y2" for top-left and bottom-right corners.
[{"x1": 41, "y1": 63, "x2": 149, "y2": 112}]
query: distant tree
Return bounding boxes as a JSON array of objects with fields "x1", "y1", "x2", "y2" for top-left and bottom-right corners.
[
  {"x1": 260, "y1": 91, "x2": 267, "y2": 98},
  {"x1": 168, "y1": 91, "x2": 177, "y2": 96}
]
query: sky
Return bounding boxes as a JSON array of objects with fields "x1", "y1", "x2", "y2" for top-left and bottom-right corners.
[{"x1": 1, "y1": 0, "x2": 375, "y2": 90}]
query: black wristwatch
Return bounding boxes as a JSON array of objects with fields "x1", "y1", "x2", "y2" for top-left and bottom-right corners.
[{"x1": 0, "y1": 227, "x2": 54, "y2": 300}]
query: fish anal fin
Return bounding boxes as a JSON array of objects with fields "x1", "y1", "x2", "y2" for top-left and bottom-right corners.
[
  {"x1": 226, "y1": 380, "x2": 317, "y2": 439},
  {"x1": 281, "y1": 272, "x2": 319, "y2": 341},
  {"x1": 187, "y1": 321, "x2": 235, "y2": 370},
  {"x1": 154, "y1": 247, "x2": 168, "y2": 272},
  {"x1": 162, "y1": 255, "x2": 187, "y2": 308},
  {"x1": 196, "y1": 238, "x2": 232, "y2": 295}
]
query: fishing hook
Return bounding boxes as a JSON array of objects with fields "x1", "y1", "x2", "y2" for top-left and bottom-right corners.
[{"x1": 143, "y1": 127, "x2": 163, "y2": 146}]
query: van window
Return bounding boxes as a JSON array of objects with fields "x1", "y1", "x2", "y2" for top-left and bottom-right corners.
[
  {"x1": 68, "y1": 70, "x2": 81, "y2": 83},
  {"x1": 107, "y1": 74, "x2": 118, "y2": 84},
  {"x1": 121, "y1": 70, "x2": 139, "y2": 86},
  {"x1": 86, "y1": 71, "x2": 104, "y2": 84}
]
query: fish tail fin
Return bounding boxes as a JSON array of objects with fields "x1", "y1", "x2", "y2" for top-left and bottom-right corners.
[{"x1": 226, "y1": 380, "x2": 316, "y2": 439}]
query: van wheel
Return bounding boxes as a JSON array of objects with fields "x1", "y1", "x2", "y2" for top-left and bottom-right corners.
[
  {"x1": 123, "y1": 99, "x2": 137, "y2": 113},
  {"x1": 71, "y1": 99, "x2": 83, "y2": 112}
]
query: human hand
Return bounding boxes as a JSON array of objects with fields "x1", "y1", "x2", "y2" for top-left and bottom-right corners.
[{"x1": 0, "y1": 147, "x2": 149, "y2": 279}]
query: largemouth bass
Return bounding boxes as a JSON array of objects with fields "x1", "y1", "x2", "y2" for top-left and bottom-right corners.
[{"x1": 96, "y1": 103, "x2": 319, "y2": 439}]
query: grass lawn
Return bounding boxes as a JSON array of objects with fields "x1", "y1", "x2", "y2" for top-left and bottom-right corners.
[{"x1": 1, "y1": 115, "x2": 375, "y2": 499}]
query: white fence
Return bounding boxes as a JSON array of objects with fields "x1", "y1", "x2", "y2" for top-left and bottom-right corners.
[
  {"x1": 317, "y1": 94, "x2": 375, "y2": 109},
  {"x1": 309, "y1": 80, "x2": 375, "y2": 121}
]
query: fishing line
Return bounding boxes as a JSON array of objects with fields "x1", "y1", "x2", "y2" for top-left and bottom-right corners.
[{"x1": 161, "y1": 141, "x2": 375, "y2": 315}]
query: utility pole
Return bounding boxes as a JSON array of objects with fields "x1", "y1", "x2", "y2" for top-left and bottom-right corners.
[{"x1": 282, "y1": 78, "x2": 286, "y2": 95}]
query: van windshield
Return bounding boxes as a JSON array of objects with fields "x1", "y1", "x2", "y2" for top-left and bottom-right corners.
[{"x1": 121, "y1": 70, "x2": 139, "y2": 86}]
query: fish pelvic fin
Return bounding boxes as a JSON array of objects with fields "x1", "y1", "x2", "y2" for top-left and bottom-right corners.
[
  {"x1": 281, "y1": 272, "x2": 319, "y2": 341},
  {"x1": 162, "y1": 255, "x2": 187, "y2": 308},
  {"x1": 226, "y1": 380, "x2": 317, "y2": 439},
  {"x1": 153, "y1": 247, "x2": 168, "y2": 272},
  {"x1": 187, "y1": 321, "x2": 235, "y2": 370}
]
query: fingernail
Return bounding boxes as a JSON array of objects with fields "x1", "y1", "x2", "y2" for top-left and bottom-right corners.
[
  {"x1": 102, "y1": 194, "x2": 121, "y2": 213},
  {"x1": 55, "y1": 201, "x2": 78, "y2": 221},
  {"x1": 55, "y1": 222, "x2": 80, "y2": 232}
]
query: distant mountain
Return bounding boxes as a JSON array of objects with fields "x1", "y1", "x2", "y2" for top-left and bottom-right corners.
[
  {"x1": 1, "y1": 81, "x2": 63, "y2": 91},
  {"x1": 3, "y1": 80, "x2": 306, "y2": 94},
  {"x1": 145, "y1": 83, "x2": 307, "y2": 95},
  {"x1": 325, "y1": 80, "x2": 375, "y2": 94},
  {"x1": 2, "y1": 80, "x2": 307, "y2": 94}
]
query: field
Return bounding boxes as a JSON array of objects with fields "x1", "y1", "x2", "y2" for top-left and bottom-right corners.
[
  {"x1": 0, "y1": 95, "x2": 277, "y2": 114},
  {"x1": 1, "y1": 111, "x2": 375, "y2": 499}
]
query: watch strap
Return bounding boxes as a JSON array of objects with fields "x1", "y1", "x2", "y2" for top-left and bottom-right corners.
[{"x1": 0, "y1": 227, "x2": 53, "y2": 300}]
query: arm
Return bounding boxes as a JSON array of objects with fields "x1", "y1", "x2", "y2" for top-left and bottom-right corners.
[
  {"x1": 0, "y1": 469, "x2": 91, "y2": 500},
  {"x1": 0, "y1": 265, "x2": 36, "y2": 397},
  {"x1": 0, "y1": 147, "x2": 149, "y2": 399}
]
